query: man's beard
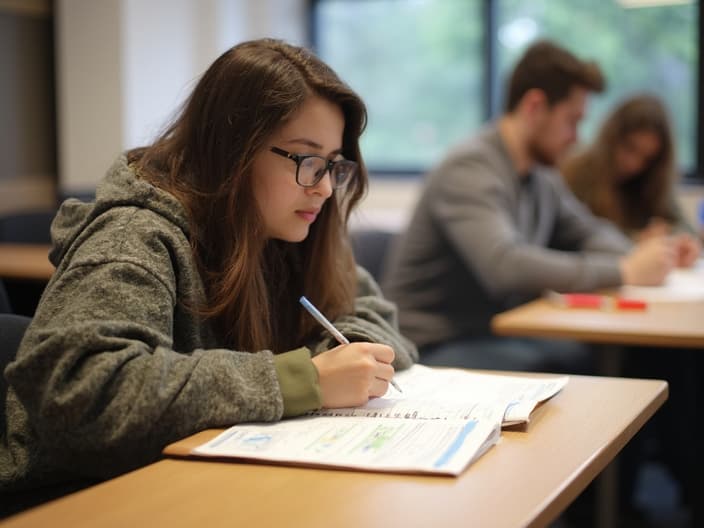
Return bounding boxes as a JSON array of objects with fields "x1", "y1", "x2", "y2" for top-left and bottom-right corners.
[{"x1": 527, "y1": 137, "x2": 559, "y2": 167}]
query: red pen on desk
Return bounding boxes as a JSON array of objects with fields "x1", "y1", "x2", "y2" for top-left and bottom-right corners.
[{"x1": 545, "y1": 291, "x2": 648, "y2": 311}]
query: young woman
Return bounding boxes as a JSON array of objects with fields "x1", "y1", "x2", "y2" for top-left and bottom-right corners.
[
  {"x1": 561, "y1": 94, "x2": 700, "y2": 266},
  {"x1": 1, "y1": 39, "x2": 417, "y2": 506},
  {"x1": 563, "y1": 94, "x2": 699, "y2": 518}
]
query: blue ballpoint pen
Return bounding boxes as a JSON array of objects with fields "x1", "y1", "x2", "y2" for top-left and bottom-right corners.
[{"x1": 299, "y1": 295, "x2": 402, "y2": 393}]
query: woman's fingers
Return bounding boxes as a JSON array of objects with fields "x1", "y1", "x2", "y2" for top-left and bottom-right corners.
[
  {"x1": 312, "y1": 342, "x2": 397, "y2": 408},
  {"x1": 369, "y1": 377, "x2": 390, "y2": 398},
  {"x1": 369, "y1": 343, "x2": 395, "y2": 364}
]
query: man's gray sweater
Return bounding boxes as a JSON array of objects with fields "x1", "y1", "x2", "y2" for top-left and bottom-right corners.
[{"x1": 383, "y1": 124, "x2": 631, "y2": 348}]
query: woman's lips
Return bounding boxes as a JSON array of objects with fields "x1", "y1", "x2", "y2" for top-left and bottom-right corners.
[{"x1": 296, "y1": 209, "x2": 319, "y2": 223}]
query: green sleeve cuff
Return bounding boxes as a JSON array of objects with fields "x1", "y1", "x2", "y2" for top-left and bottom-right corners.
[{"x1": 273, "y1": 347, "x2": 322, "y2": 418}]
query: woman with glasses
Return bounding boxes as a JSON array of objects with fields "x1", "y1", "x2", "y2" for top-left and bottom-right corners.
[
  {"x1": 561, "y1": 94, "x2": 700, "y2": 266},
  {"x1": 1, "y1": 39, "x2": 417, "y2": 511}
]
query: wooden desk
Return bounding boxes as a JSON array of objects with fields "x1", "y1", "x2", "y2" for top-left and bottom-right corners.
[
  {"x1": 492, "y1": 298, "x2": 704, "y2": 348},
  {"x1": 492, "y1": 298, "x2": 702, "y2": 527},
  {"x1": 0, "y1": 244, "x2": 54, "y2": 281},
  {"x1": 1, "y1": 375, "x2": 667, "y2": 528}
]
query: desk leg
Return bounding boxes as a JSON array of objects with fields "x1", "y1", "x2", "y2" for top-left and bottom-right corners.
[
  {"x1": 598, "y1": 460, "x2": 619, "y2": 528},
  {"x1": 687, "y1": 349, "x2": 699, "y2": 528},
  {"x1": 597, "y1": 344, "x2": 623, "y2": 377},
  {"x1": 596, "y1": 345, "x2": 623, "y2": 528}
]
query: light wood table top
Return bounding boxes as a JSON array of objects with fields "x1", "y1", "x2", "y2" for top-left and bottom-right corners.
[
  {"x1": 0, "y1": 244, "x2": 54, "y2": 281},
  {"x1": 492, "y1": 293, "x2": 703, "y2": 528},
  {"x1": 492, "y1": 297, "x2": 704, "y2": 348},
  {"x1": 1, "y1": 374, "x2": 667, "y2": 528}
]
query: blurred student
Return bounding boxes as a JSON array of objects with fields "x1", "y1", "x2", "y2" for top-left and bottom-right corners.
[
  {"x1": 562, "y1": 93, "x2": 700, "y2": 266},
  {"x1": 384, "y1": 40, "x2": 674, "y2": 370},
  {"x1": 0, "y1": 39, "x2": 417, "y2": 514},
  {"x1": 564, "y1": 94, "x2": 700, "y2": 520}
]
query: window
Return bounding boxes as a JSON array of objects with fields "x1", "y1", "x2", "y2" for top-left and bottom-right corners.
[
  {"x1": 313, "y1": 0, "x2": 699, "y2": 176},
  {"x1": 496, "y1": 0, "x2": 697, "y2": 172},
  {"x1": 313, "y1": 0, "x2": 484, "y2": 171}
]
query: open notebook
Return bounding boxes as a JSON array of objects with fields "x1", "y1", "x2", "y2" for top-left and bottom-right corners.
[{"x1": 164, "y1": 365, "x2": 567, "y2": 476}]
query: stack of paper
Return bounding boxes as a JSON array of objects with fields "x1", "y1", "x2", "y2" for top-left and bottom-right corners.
[{"x1": 191, "y1": 365, "x2": 567, "y2": 476}]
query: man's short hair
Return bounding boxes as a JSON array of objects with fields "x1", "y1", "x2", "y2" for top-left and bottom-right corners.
[{"x1": 505, "y1": 40, "x2": 605, "y2": 112}]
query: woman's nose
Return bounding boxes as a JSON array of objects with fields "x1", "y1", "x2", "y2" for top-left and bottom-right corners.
[{"x1": 306, "y1": 171, "x2": 334, "y2": 198}]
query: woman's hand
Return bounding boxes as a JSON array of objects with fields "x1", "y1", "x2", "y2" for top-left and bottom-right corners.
[
  {"x1": 636, "y1": 217, "x2": 670, "y2": 242},
  {"x1": 621, "y1": 235, "x2": 675, "y2": 286},
  {"x1": 312, "y1": 342, "x2": 395, "y2": 408},
  {"x1": 673, "y1": 233, "x2": 701, "y2": 268}
]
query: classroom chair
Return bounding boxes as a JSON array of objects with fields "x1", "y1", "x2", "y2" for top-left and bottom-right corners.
[
  {"x1": 0, "y1": 314, "x2": 102, "y2": 519},
  {"x1": 0, "y1": 209, "x2": 57, "y2": 316},
  {"x1": 0, "y1": 279, "x2": 11, "y2": 313},
  {"x1": 350, "y1": 229, "x2": 396, "y2": 285},
  {"x1": 0, "y1": 209, "x2": 56, "y2": 244}
]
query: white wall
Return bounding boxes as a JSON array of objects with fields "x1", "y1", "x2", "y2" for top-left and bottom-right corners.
[
  {"x1": 56, "y1": 0, "x2": 308, "y2": 193},
  {"x1": 52, "y1": 0, "x2": 704, "y2": 233},
  {"x1": 55, "y1": 0, "x2": 123, "y2": 192},
  {"x1": 121, "y1": 0, "x2": 200, "y2": 150},
  {"x1": 348, "y1": 178, "x2": 704, "y2": 235}
]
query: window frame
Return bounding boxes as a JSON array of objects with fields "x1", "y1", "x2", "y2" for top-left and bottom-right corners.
[{"x1": 310, "y1": 0, "x2": 702, "y2": 182}]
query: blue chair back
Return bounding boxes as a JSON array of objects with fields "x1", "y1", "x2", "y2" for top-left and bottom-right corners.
[
  {"x1": 350, "y1": 229, "x2": 396, "y2": 283},
  {"x1": 0, "y1": 209, "x2": 56, "y2": 244}
]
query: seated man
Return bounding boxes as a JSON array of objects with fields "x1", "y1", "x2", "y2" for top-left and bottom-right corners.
[{"x1": 383, "y1": 40, "x2": 674, "y2": 372}]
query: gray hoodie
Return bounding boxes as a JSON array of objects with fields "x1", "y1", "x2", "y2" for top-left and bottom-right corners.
[{"x1": 1, "y1": 155, "x2": 417, "y2": 493}]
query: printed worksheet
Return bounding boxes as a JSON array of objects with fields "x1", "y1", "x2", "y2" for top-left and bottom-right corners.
[
  {"x1": 192, "y1": 366, "x2": 567, "y2": 475},
  {"x1": 193, "y1": 401, "x2": 503, "y2": 476},
  {"x1": 311, "y1": 364, "x2": 568, "y2": 426}
]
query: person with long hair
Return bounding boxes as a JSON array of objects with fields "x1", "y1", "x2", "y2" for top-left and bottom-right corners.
[
  {"x1": 384, "y1": 41, "x2": 674, "y2": 371},
  {"x1": 0, "y1": 39, "x2": 417, "y2": 512},
  {"x1": 562, "y1": 94, "x2": 700, "y2": 266},
  {"x1": 564, "y1": 94, "x2": 699, "y2": 521}
]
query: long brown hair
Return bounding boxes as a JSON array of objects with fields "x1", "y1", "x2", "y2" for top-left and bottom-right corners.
[
  {"x1": 128, "y1": 39, "x2": 368, "y2": 353},
  {"x1": 562, "y1": 94, "x2": 676, "y2": 232}
]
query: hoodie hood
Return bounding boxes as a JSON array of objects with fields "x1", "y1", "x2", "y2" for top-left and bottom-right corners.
[{"x1": 49, "y1": 155, "x2": 191, "y2": 267}]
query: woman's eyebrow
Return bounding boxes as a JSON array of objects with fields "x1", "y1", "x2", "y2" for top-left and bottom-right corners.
[{"x1": 285, "y1": 138, "x2": 343, "y2": 156}]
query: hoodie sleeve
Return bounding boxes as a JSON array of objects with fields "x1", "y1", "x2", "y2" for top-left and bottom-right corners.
[
  {"x1": 4, "y1": 208, "x2": 320, "y2": 481},
  {"x1": 306, "y1": 266, "x2": 419, "y2": 370}
]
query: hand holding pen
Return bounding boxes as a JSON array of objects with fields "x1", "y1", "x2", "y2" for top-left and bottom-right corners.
[{"x1": 300, "y1": 297, "x2": 401, "y2": 402}]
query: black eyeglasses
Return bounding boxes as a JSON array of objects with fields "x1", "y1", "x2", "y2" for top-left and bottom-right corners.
[{"x1": 270, "y1": 146, "x2": 358, "y2": 189}]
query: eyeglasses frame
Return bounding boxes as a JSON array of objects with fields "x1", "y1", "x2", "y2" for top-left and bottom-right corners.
[{"x1": 269, "y1": 146, "x2": 357, "y2": 189}]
